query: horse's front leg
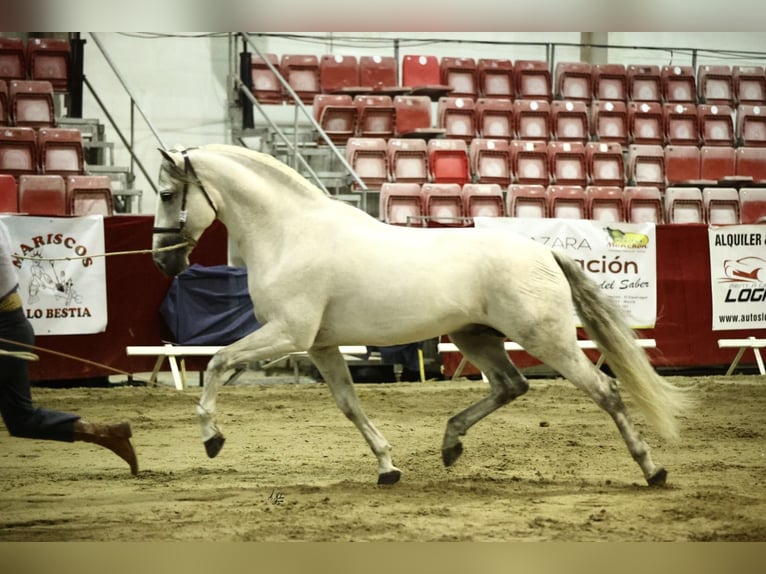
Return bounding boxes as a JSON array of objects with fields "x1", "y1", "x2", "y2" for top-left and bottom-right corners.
[
  {"x1": 308, "y1": 346, "x2": 402, "y2": 485},
  {"x1": 197, "y1": 321, "x2": 311, "y2": 458}
]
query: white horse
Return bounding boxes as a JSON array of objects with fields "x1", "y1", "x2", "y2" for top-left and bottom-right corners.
[{"x1": 152, "y1": 144, "x2": 688, "y2": 486}]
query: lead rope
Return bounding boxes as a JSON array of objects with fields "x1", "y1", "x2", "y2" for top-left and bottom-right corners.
[{"x1": 10, "y1": 240, "x2": 191, "y2": 263}]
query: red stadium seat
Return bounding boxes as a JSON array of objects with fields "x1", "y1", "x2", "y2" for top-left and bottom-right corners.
[
  {"x1": 279, "y1": 54, "x2": 320, "y2": 104},
  {"x1": 733, "y1": 66, "x2": 766, "y2": 106},
  {"x1": 627, "y1": 64, "x2": 661, "y2": 102},
  {"x1": 379, "y1": 182, "x2": 426, "y2": 226},
  {"x1": 66, "y1": 174, "x2": 114, "y2": 216},
  {"x1": 461, "y1": 183, "x2": 505, "y2": 219},
  {"x1": 319, "y1": 54, "x2": 362, "y2": 94},
  {"x1": 0, "y1": 37, "x2": 26, "y2": 84},
  {"x1": 736, "y1": 104, "x2": 766, "y2": 147},
  {"x1": 510, "y1": 140, "x2": 549, "y2": 186},
  {"x1": 358, "y1": 56, "x2": 401, "y2": 94},
  {"x1": 312, "y1": 94, "x2": 357, "y2": 144},
  {"x1": 628, "y1": 101, "x2": 664, "y2": 145},
  {"x1": 547, "y1": 185, "x2": 586, "y2": 219},
  {"x1": 513, "y1": 99, "x2": 551, "y2": 141},
  {"x1": 661, "y1": 65, "x2": 696, "y2": 104},
  {"x1": 37, "y1": 127, "x2": 85, "y2": 175},
  {"x1": 17, "y1": 174, "x2": 67, "y2": 215},
  {"x1": 393, "y1": 94, "x2": 444, "y2": 138},
  {"x1": 664, "y1": 145, "x2": 702, "y2": 186},
  {"x1": 627, "y1": 144, "x2": 665, "y2": 190},
  {"x1": 421, "y1": 182, "x2": 467, "y2": 226},
  {"x1": 475, "y1": 97, "x2": 514, "y2": 140},
  {"x1": 590, "y1": 100, "x2": 628, "y2": 146},
  {"x1": 345, "y1": 137, "x2": 389, "y2": 189},
  {"x1": 507, "y1": 184, "x2": 548, "y2": 218},
  {"x1": 703, "y1": 187, "x2": 740, "y2": 225},
  {"x1": 440, "y1": 57, "x2": 478, "y2": 100},
  {"x1": 27, "y1": 37, "x2": 70, "y2": 92},
  {"x1": 585, "y1": 141, "x2": 625, "y2": 187},
  {"x1": 624, "y1": 186, "x2": 664, "y2": 223},
  {"x1": 585, "y1": 186, "x2": 625, "y2": 222},
  {"x1": 354, "y1": 94, "x2": 395, "y2": 139},
  {"x1": 591, "y1": 64, "x2": 627, "y2": 102},
  {"x1": 477, "y1": 59, "x2": 514, "y2": 99},
  {"x1": 698, "y1": 104, "x2": 735, "y2": 147},
  {"x1": 0, "y1": 173, "x2": 18, "y2": 212},
  {"x1": 427, "y1": 138, "x2": 470, "y2": 184},
  {"x1": 436, "y1": 96, "x2": 476, "y2": 142},
  {"x1": 0, "y1": 126, "x2": 37, "y2": 177},
  {"x1": 548, "y1": 141, "x2": 587, "y2": 187},
  {"x1": 700, "y1": 145, "x2": 736, "y2": 182},
  {"x1": 250, "y1": 53, "x2": 283, "y2": 104},
  {"x1": 735, "y1": 147, "x2": 766, "y2": 183},
  {"x1": 469, "y1": 138, "x2": 511, "y2": 186},
  {"x1": 664, "y1": 103, "x2": 700, "y2": 146},
  {"x1": 739, "y1": 187, "x2": 766, "y2": 223},
  {"x1": 9, "y1": 79, "x2": 55, "y2": 127},
  {"x1": 387, "y1": 138, "x2": 429, "y2": 184},
  {"x1": 697, "y1": 65, "x2": 734, "y2": 106},
  {"x1": 664, "y1": 187, "x2": 704, "y2": 224},
  {"x1": 551, "y1": 100, "x2": 589, "y2": 143},
  {"x1": 514, "y1": 60, "x2": 552, "y2": 102},
  {"x1": 554, "y1": 62, "x2": 592, "y2": 103},
  {"x1": 401, "y1": 55, "x2": 452, "y2": 100}
]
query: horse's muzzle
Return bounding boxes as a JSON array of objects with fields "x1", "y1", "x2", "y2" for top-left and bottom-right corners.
[{"x1": 152, "y1": 234, "x2": 190, "y2": 276}]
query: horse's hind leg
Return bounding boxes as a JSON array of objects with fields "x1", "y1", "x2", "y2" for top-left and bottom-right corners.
[
  {"x1": 309, "y1": 346, "x2": 401, "y2": 485},
  {"x1": 443, "y1": 328, "x2": 530, "y2": 467}
]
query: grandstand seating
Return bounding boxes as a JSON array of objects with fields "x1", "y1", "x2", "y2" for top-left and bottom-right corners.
[
  {"x1": 627, "y1": 65, "x2": 662, "y2": 102},
  {"x1": 585, "y1": 141, "x2": 625, "y2": 187},
  {"x1": 0, "y1": 173, "x2": 17, "y2": 212},
  {"x1": 698, "y1": 104, "x2": 735, "y2": 147},
  {"x1": 624, "y1": 186, "x2": 664, "y2": 223},
  {"x1": 661, "y1": 65, "x2": 696, "y2": 104},
  {"x1": 0, "y1": 37, "x2": 26, "y2": 83},
  {"x1": 354, "y1": 94, "x2": 395, "y2": 138},
  {"x1": 664, "y1": 145, "x2": 702, "y2": 186},
  {"x1": 379, "y1": 182, "x2": 425, "y2": 226},
  {"x1": 358, "y1": 56, "x2": 401, "y2": 94},
  {"x1": 427, "y1": 138, "x2": 470, "y2": 184},
  {"x1": 460, "y1": 183, "x2": 505, "y2": 218},
  {"x1": 697, "y1": 65, "x2": 734, "y2": 106},
  {"x1": 733, "y1": 65, "x2": 766, "y2": 105},
  {"x1": 627, "y1": 144, "x2": 665, "y2": 190},
  {"x1": 421, "y1": 182, "x2": 467, "y2": 226},
  {"x1": 9, "y1": 79, "x2": 55, "y2": 127},
  {"x1": 703, "y1": 187, "x2": 740, "y2": 224},
  {"x1": 26, "y1": 37, "x2": 70, "y2": 92},
  {"x1": 279, "y1": 54, "x2": 320, "y2": 104},
  {"x1": 739, "y1": 187, "x2": 766, "y2": 223},
  {"x1": 0, "y1": 79, "x2": 7, "y2": 125},
  {"x1": 591, "y1": 63, "x2": 627, "y2": 102},
  {"x1": 551, "y1": 100, "x2": 589, "y2": 143},
  {"x1": 401, "y1": 55, "x2": 452, "y2": 100},
  {"x1": 547, "y1": 141, "x2": 587, "y2": 187},
  {"x1": 664, "y1": 103, "x2": 700, "y2": 146},
  {"x1": 735, "y1": 147, "x2": 766, "y2": 182},
  {"x1": 547, "y1": 185, "x2": 586, "y2": 219},
  {"x1": 250, "y1": 53, "x2": 283, "y2": 104},
  {"x1": 393, "y1": 94, "x2": 445, "y2": 138},
  {"x1": 514, "y1": 60, "x2": 552, "y2": 101},
  {"x1": 700, "y1": 145, "x2": 736, "y2": 182},
  {"x1": 436, "y1": 96, "x2": 477, "y2": 142},
  {"x1": 469, "y1": 138, "x2": 511, "y2": 186},
  {"x1": 506, "y1": 184, "x2": 548, "y2": 218},
  {"x1": 477, "y1": 59, "x2": 514, "y2": 99},
  {"x1": 590, "y1": 100, "x2": 628, "y2": 146},
  {"x1": 664, "y1": 186, "x2": 704, "y2": 223},
  {"x1": 440, "y1": 57, "x2": 478, "y2": 99},
  {"x1": 628, "y1": 101, "x2": 664, "y2": 145},
  {"x1": 17, "y1": 174, "x2": 67, "y2": 215},
  {"x1": 345, "y1": 137, "x2": 389, "y2": 188},
  {"x1": 66, "y1": 174, "x2": 114, "y2": 216},
  {"x1": 387, "y1": 138, "x2": 429, "y2": 184},
  {"x1": 554, "y1": 62, "x2": 593, "y2": 103},
  {"x1": 319, "y1": 54, "x2": 363, "y2": 94},
  {"x1": 736, "y1": 104, "x2": 766, "y2": 147},
  {"x1": 475, "y1": 97, "x2": 514, "y2": 140},
  {"x1": 312, "y1": 94, "x2": 357, "y2": 144},
  {"x1": 510, "y1": 140, "x2": 549, "y2": 185},
  {"x1": 584, "y1": 186, "x2": 625, "y2": 222},
  {"x1": 513, "y1": 99, "x2": 551, "y2": 141},
  {"x1": 0, "y1": 126, "x2": 37, "y2": 176},
  {"x1": 37, "y1": 127, "x2": 84, "y2": 175}
]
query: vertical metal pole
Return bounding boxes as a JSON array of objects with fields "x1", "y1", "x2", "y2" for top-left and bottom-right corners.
[
  {"x1": 239, "y1": 35, "x2": 255, "y2": 130},
  {"x1": 68, "y1": 33, "x2": 85, "y2": 118}
]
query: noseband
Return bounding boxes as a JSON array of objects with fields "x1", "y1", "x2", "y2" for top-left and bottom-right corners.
[{"x1": 152, "y1": 148, "x2": 218, "y2": 245}]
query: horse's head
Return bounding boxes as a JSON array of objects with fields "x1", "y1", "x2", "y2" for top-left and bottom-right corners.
[{"x1": 152, "y1": 147, "x2": 218, "y2": 276}]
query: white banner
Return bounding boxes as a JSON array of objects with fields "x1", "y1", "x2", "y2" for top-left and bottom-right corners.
[
  {"x1": 708, "y1": 225, "x2": 766, "y2": 331},
  {"x1": 474, "y1": 217, "x2": 657, "y2": 328},
  {"x1": 0, "y1": 215, "x2": 107, "y2": 335}
]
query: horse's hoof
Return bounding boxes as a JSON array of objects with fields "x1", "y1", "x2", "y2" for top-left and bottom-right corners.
[
  {"x1": 204, "y1": 433, "x2": 226, "y2": 458},
  {"x1": 647, "y1": 467, "x2": 668, "y2": 487},
  {"x1": 377, "y1": 469, "x2": 402, "y2": 485},
  {"x1": 442, "y1": 442, "x2": 464, "y2": 467}
]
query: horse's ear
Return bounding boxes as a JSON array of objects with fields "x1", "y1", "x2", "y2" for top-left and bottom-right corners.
[{"x1": 158, "y1": 148, "x2": 178, "y2": 166}]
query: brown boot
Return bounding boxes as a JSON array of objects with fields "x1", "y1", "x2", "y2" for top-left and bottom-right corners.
[{"x1": 73, "y1": 420, "x2": 139, "y2": 476}]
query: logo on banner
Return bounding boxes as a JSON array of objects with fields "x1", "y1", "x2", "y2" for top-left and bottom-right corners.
[{"x1": 604, "y1": 227, "x2": 650, "y2": 249}]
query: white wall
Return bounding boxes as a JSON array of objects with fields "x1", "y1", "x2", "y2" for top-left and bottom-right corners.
[{"x1": 78, "y1": 32, "x2": 766, "y2": 213}]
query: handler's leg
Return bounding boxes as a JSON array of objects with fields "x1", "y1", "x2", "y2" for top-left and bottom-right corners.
[{"x1": 309, "y1": 346, "x2": 401, "y2": 485}]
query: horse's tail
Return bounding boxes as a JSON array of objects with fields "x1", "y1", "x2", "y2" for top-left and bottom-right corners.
[{"x1": 552, "y1": 251, "x2": 689, "y2": 440}]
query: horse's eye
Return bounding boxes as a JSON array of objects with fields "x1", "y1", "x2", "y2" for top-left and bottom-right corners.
[{"x1": 160, "y1": 191, "x2": 174, "y2": 203}]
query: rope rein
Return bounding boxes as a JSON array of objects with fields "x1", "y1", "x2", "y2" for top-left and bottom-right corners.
[{"x1": 11, "y1": 241, "x2": 191, "y2": 262}]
